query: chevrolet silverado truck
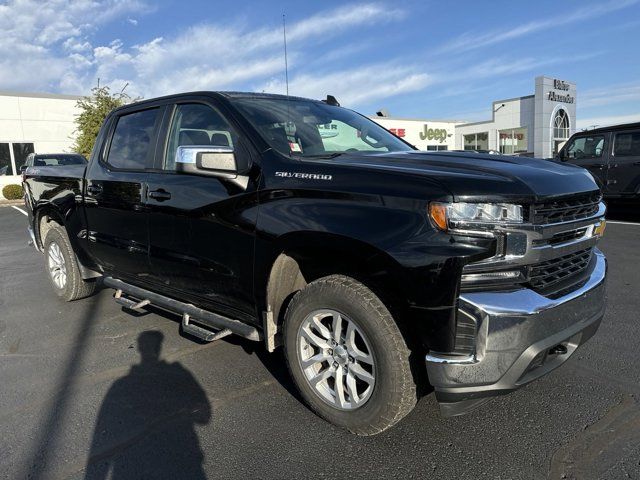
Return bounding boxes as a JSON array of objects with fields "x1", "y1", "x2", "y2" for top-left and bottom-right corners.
[{"x1": 22, "y1": 92, "x2": 607, "y2": 435}]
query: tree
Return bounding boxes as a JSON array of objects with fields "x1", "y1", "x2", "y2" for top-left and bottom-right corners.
[{"x1": 72, "y1": 85, "x2": 132, "y2": 157}]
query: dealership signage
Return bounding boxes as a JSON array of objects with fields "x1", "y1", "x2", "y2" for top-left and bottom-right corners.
[
  {"x1": 547, "y1": 78, "x2": 575, "y2": 104},
  {"x1": 419, "y1": 124, "x2": 448, "y2": 143},
  {"x1": 388, "y1": 127, "x2": 406, "y2": 138}
]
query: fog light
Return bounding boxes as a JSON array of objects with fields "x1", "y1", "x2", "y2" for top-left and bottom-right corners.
[{"x1": 593, "y1": 220, "x2": 606, "y2": 238}]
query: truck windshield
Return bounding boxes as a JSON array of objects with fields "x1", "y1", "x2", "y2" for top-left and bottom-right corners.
[{"x1": 233, "y1": 97, "x2": 414, "y2": 158}]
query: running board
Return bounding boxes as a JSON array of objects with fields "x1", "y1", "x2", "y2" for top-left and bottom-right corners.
[
  {"x1": 103, "y1": 277, "x2": 260, "y2": 342},
  {"x1": 114, "y1": 289, "x2": 150, "y2": 312},
  {"x1": 182, "y1": 314, "x2": 232, "y2": 342}
]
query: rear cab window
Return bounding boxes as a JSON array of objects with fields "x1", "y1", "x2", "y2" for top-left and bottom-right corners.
[{"x1": 32, "y1": 154, "x2": 86, "y2": 166}]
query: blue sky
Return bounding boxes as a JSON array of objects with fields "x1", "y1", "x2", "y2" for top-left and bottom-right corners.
[{"x1": 1, "y1": 0, "x2": 639, "y2": 128}]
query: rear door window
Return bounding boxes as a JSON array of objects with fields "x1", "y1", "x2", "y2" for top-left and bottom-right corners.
[
  {"x1": 106, "y1": 108, "x2": 160, "y2": 170},
  {"x1": 613, "y1": 131, "x2": 640, "y2": 157},
  {"x1": 566, "y1": 135, "x2": 605, "y2": 159}
]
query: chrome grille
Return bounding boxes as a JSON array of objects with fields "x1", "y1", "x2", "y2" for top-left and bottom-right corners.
[
  {"x1": 532, "y1": 227, "x2": 588, "y2": 247},
  {"x1": 530, "y1": 192, "x2": 601, "y2": 225},
  {"x1": 527, "y1": 248, "x2": 593, "y2": 291}
]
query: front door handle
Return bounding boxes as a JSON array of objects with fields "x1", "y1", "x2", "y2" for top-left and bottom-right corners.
[
  {"x1": 87, "y1": 184, "x2": 103, "y2": 195},
  {"x1": 148, "y1": 189, "x2": 171, "y2": 201},
  {"x1": 590, "y1": 164, "x2": 606, "y2": 169}
]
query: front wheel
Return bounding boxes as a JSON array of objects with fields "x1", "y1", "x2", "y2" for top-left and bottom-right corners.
[{"x1": 283, "y1": 275, "x2": 416, "y2": 435}]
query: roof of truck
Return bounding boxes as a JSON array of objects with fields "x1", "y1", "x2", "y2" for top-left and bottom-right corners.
[
  {"x1": 577, "y1": 121, "x2": 640, "y2": 134},
  {"x1": 116, "y1": 91, "x2": 324, "y2": 113}
]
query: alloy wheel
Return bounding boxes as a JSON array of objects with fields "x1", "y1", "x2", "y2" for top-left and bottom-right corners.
[
  {"x1": 297, "y1": 309, "x2": 375, "y2": 410},
  {"x1": 47, "y1": 241, "x2": 67, "y2": 289}
]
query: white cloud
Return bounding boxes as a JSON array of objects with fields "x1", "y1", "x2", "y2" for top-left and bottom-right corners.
[
  {"x1": 259, "y1": 64, "x2": 432, "y2": 106},
  {"x1": 0, "y1": 0, "x2": 419, "y2": 109},
  {"x1": 0, "y1": 0, "x2": 626, "y2": 120},
  {"x1": 437, "y1": 0, "x2": 639, "y2": 53},
  {"x1": 580, "y1": 82, "x2": 640, "y2": 108},
  {"x1": 0, "y1": 0, "x2": 149, "y2": 91},
  {"x1": 60, "y1": 2, "x2": 418, "y2": 108}
]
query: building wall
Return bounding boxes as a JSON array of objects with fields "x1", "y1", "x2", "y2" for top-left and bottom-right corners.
[
  {"x1": 455, "y1": 96, "x2": 535, "y2": 153},
  {"x1": 0, "y1": 92, "x2": 81, "y2": 194},
  {"x1": 369, "y1": 117, "x2": 461, "y2": 150},
  {"x1": 454, "y1": 76, "x2": 577, "y2": 158},
  {"x1": 533, "y1": 76, "x2": 577, "y2": 158}
]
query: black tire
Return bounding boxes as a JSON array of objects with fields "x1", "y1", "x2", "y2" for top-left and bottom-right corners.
[
  {"x1": 43, "y1": 224, "x2": 96, "y2": 302},
  {"x1": 283, "y1": 275, "x2": 416, "y2": 435}
]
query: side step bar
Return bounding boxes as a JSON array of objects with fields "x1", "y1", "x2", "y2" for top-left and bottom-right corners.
[
  {"x1": 182, "y1": 314, "x2": 232, "y2": 342},
  {"x1": 114, "y1": 289, "x2": 150, "y2": 312},
  {"x1": 103, "y1": 277, "x2": 260, "y2": 342}
]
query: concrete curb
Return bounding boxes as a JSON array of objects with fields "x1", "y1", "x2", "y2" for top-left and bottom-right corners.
[{"x1": 0, "y1": 200, "x2": 25, "y2": 207}]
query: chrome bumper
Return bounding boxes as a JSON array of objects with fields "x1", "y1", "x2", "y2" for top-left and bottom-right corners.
[{"x1": 426, "y1": 248, "x2": 607, "y2": 416}]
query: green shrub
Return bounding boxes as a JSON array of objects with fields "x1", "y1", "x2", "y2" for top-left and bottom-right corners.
[{"x1": 2, "y1": 184, "x2": 23, "y2": 200}]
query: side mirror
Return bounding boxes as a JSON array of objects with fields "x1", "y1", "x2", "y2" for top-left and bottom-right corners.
[
  {"x1": 175, "y1": 146, "x2": 248, "y2": 189},
  {"x1": 19, "y1": 165, "x2": 27, "y2": 173}
]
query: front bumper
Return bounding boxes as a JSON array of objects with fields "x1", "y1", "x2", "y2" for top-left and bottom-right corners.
[{"x1": 426, "y1": 249, "x2": 607, "y2": 416}]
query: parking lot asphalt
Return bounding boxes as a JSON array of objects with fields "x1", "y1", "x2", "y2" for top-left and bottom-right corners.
[{"x1": 1, "y1": 203, "x2": 639, "y2": 480}]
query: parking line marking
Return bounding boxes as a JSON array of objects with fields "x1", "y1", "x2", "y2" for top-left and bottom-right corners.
[
  {"x1": 607, "y1": 220, "x2": 640, "y2": 226},
  {"x1": 11, "y1": 206, "x2": 27, "y2": 216}
]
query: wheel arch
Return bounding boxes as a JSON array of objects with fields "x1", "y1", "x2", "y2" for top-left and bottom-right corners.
[
  {"x1": 33, "y1": 204, "x2": 66, "y2": 251},
  {"x1": 33, "y1": 203, "x2": 100, "y2": 279},
  {"x1": 262, "y1": 232, "x2": 412, "y2": 350}
]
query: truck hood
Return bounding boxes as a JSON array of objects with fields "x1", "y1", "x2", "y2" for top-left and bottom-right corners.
[{"x1": 329, "y1": 151, "x2": 600, "y2": 201}]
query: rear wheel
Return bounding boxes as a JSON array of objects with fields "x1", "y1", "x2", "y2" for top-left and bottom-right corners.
[
  {"x1": 44, "y1": 224, "x2": 96, "y2": 301},
  {"x1": 283, "y1": 275, "x2": 416, "y2": 435}
]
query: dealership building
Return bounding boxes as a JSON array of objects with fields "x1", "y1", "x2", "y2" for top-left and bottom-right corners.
[
  {"x1": 371, "y1": 75, "x2": 577, "y2": 158},
  {"x1": 0, "y1": 91, "x2": 81, "y2": 190}
]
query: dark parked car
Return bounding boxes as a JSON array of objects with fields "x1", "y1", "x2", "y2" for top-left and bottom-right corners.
[
  {"x1": 557, "y1": 122, "x2": 640, "y2": 199},
  {"x1": 21, "y1": 153, "x2": 86, "y2": 173},
  {"x1": 23, "y1": 91, "x2": 607, "y2": 435}
]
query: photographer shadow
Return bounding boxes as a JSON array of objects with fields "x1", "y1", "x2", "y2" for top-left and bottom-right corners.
[{"x1": 84, "y1": 331, "x2": 211, "y2": 479}]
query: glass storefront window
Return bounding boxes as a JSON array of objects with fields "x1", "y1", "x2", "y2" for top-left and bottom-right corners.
[
  {"x1": 12, "y1": 143, "x2": 35, "y2": 173},
  {"x1": 0, "y1": 143, "x2": 11, "y2": 175},
  {"x1": 463, "y1": 132, "x2": 488, "y2": 151},
  {"x1": 0, "y1": 142, "x2": 35, "y2": 175},
  {"x1": 499, "y1": 128, "x2": 527, "y2": 154},
  {"x1": 426, "y1": 145, "x2": 448, "y2": 151}
]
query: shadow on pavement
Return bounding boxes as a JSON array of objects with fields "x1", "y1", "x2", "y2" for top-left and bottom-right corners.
[
  {"x1": 24, "y1": 294, "x2": 104, "y2": 480},
  {"x1": 229, "y1": 335, "x2": 305, "y2": 404},
  {"x1": 83, "y1": 330, "x2": 211, "y2": 479}
]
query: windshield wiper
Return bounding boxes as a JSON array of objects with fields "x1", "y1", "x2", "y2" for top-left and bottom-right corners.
[{"x1": 296, "y1": 152, "x2": 345, "y2": 159}]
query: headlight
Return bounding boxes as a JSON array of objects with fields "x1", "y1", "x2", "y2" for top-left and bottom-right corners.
[{"x1": 429, "y1": 202, "x2": 523, "y2": 231}]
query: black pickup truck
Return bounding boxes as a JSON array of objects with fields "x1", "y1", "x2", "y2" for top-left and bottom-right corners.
[{"x1": 23, "y1": 92, "x2": 607, "y2": 435}]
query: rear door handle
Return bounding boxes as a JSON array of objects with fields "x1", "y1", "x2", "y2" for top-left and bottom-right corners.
[
  {"x1": 148, "y1": 189, "x2": 171, "y2": 201},
  {"x1": 87, "y1": 184, "x2": 103, "y2": 195}
]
